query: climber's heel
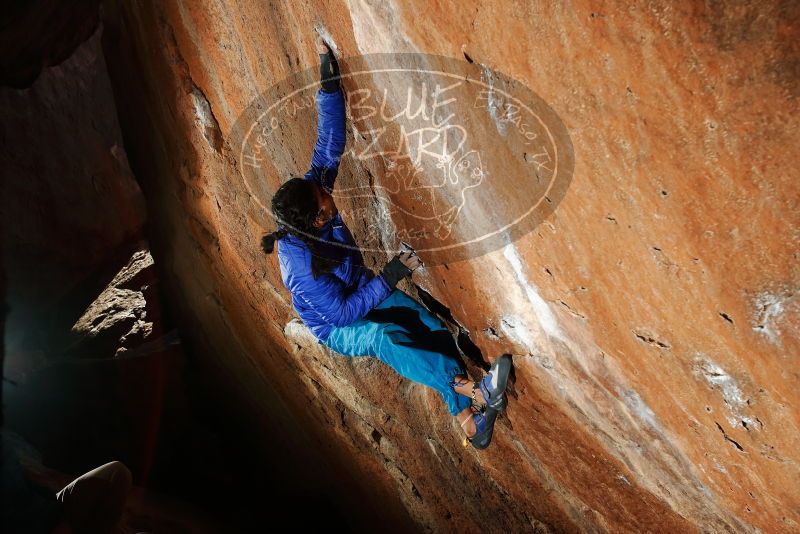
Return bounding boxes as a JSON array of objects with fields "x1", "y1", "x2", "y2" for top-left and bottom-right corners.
[
  {"x1": 479, "y1": 354, "x2": 512, "y2": 411},
  {"x1": 468, "y1": 407, "x2": 499, "y2": 450}
]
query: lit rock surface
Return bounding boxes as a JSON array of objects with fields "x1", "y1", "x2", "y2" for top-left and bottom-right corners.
[
  {"x1": 100, "y1": 1, "x2": 798, "y2": 532},
  {"x1": 70, "y1": 249, "x2": 159, "y2": 358}
]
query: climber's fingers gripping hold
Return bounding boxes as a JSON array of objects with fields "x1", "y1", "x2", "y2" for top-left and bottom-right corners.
[
  {"x1": 398, "y1": 241, "x2": 422, "y2": 271},
  {"x1": 398, "y1": 250, "x2": 422, "y2": 272},
  {"x1": 315, "y1": 33, "x2": 340, "y2": 93},
  {"x1": 315, "y1": 35, "x2": 329, "y2": 55}
]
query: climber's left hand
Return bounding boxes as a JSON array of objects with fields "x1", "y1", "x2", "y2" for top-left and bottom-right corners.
[{"x1": 315, "y1": 35, "x2": 329, "y2": 55}]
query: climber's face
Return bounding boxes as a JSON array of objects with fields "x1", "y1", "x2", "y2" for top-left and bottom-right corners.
[{"x1": 311, "y1": 182, "x2": 338, "y2": 229}]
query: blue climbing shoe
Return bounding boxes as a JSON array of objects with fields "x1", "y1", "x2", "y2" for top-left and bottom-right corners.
[
  {"x1": 461, "y1": 406, "x2": 499, "y2": 450},
  {"x1": 477, "y1": 354, "x2": 512, "y2": 411}
]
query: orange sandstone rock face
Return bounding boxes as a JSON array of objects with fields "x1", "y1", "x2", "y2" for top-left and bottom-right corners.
[{"x1": 102, "y1": 1, "x2": 799, "y2": 531}]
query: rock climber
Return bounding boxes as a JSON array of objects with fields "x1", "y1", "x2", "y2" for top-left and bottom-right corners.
[{"x1": 260, "y1": 34, "x2": 512, "y2": 449}]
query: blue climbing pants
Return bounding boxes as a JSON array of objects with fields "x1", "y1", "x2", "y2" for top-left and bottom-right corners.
[{"x1": 321, "y1": 289, "x2": 472, "y2": 416}]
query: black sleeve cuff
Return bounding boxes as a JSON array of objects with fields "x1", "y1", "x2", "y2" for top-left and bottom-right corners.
[
  {"x1": 319, "y1": 53, "x2": 340, "y2": 93},
  {"x1": 380, "y1": 256, "x2": 412, "y2": 288}
]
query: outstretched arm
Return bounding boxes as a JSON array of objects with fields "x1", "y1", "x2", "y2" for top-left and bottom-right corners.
[
  {"x1": 318, "y1": 37, "x2": 340, "y2": 93},
  {"x1": 306, "y1": 36, "x2": 346, "y2": 192}
]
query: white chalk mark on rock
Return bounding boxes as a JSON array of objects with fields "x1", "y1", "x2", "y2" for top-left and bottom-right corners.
[
  {"x1": 752, "y1": 291, "x2": 795, "y2": 347},
  {"x1": 617, "y1": 387, "x2": 660, "y2": 430},
  {"x1": 479, "y1": 64, "x2": 508, "y2": 137},
  {"x1": 347, "y1": 0, "x2": 419, "y2": 55},
  {"x1": 503, "y1": 243, "x2": 563, "y2": 341},
  {"x1": 693, "y1": 356, "x2": 759, "y2": 430}
]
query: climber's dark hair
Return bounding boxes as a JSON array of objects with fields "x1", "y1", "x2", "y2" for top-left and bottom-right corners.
[
  {"x1": 261, "y1": 177, "x2": 338, "y2": 278},
  {"x1": 260, "y1": 228, "x2": 287, "y2": 254}
]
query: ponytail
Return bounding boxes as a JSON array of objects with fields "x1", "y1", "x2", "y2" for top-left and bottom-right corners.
[{"x1": 261, "y1": 228, "x2": 288, "y2": 254}]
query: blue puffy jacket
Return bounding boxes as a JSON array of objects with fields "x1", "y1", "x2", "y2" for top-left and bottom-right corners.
[{"x1": 277, "y1": 88, "x2": 393, "y2": 342}]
